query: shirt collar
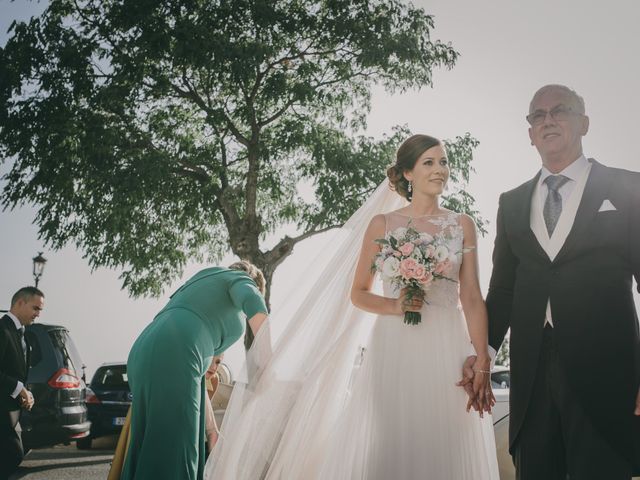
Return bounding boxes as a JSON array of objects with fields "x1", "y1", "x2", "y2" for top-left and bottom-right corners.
[
  {"x1": 6, "y1": 312, "x2": 23, "y2": 331},
  {"x1": 539, "y1": 155, "x2": 589, "y2": 186}
]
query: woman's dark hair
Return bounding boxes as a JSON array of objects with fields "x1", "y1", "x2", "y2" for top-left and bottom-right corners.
[{"x1": 386, "y1": 134, "x2": 442, "y2": 200}]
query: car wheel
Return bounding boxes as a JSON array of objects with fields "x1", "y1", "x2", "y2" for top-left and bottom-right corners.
[{"x1": 76, "y1": 436, "x2": 92, "y2": 450}]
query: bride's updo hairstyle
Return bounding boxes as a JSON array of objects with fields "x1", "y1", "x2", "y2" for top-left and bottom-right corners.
[{"x1": 387, "y1": 134, "x2": 442, "y2": 201}]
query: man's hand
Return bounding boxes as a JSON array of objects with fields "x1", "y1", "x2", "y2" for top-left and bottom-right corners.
[
  {"x1": 457, "y1": 355, "x2": 496, "y2": 415},
  {"x1": 471, "y1": 356, "x2": 495, "y2": 417},
  {"x1": 457, "y1": 355, "x2": 480, "y2": 412},
  {"x1": 635, "y1": 387, "x2": 640, "y2": 416},
  {"x1": 19, "y1": 387, "x2": 35, "y2": 411}
]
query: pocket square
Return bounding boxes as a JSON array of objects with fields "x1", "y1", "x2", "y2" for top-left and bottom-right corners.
[{"x1": 598, "y1": 199, "x2": 616, "y2": 212}]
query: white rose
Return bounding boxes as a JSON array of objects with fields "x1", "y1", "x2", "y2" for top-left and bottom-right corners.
[
  {"x1": 425, "y1": 244, "x2": 436, "y2": 257},
  {"x1": 391, "y1": 227, "x2": 407, "y2": 240},
  {"x1": 382, "y1": 257, "x2": 401, "y2": 278},
  {"x1": 419, "y1": 232, "x2": 434, "y2": 244},
  {"x1": 434, "y1": 245, "x2": 450, "y2": 262}
]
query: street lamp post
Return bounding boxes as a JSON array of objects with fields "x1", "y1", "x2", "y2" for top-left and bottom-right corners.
[{"x1": 32, "y1": 252, "x2": 47, "y2": 287}]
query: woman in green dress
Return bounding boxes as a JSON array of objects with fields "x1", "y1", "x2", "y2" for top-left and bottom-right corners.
[{"x1": 121, "y1": 261, "x2": 268, "y2": 480}]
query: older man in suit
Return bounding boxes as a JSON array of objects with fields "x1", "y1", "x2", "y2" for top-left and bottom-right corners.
[
  {"x1": 0, "y1": 287, "x2": 43, "y2": 478},
  {"x1": 470, "y1": 84, "x2": 640, "y2": 479}
]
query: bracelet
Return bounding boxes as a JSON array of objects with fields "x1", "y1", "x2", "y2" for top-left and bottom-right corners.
[{"x1": 473, "y1": 368, "x2": 490, "y2": 374}]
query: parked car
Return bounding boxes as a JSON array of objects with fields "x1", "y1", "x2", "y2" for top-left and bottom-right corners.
[
  {"x1": 20, "y1": 323, "x2": 91, "y2": 450},
  {"x1": 490, "y1": 365, "x2": 510, "y2": 424},
  {"x1": 79, "y1": 360, "x2": 234, "y2": 449},
  {"x1": 78, "y1": 362, "x2": 131, "y2": 449},
  {"x1": 490, "y1": 366, "x2": 514, "y2": 479}
]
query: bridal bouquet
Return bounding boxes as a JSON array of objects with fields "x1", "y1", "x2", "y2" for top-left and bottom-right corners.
[{"x1": 372, "y1": 225, "x2": 456, "y2": 325}]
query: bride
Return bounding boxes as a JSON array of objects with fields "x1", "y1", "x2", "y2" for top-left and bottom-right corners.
[{"x1": 206, "y1": 134, "x2": 499, "y2": 479}]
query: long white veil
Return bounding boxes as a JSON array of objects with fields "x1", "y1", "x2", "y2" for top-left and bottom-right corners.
[{"x1": 205, "y1": 181, "x2": 406, "y2": 479}]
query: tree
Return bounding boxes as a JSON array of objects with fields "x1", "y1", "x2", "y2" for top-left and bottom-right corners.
[
  {"x1": 0, "y1": 0, "x2": 483, "y2": 326},
  {"x1": 495, "y1": 334, "x2": 510, "y2": 367}
]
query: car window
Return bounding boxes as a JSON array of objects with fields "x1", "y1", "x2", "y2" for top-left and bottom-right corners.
[
  {"x1": 48, "y1": 329, "x2": 84, "y2": 377},
  {"x1": 491, "y1": 371, "x2": 510, "y2": 389},
  {"x1": 92, "y1": 365, "x2": 129, "y2": 389},
  {"x1": 24, "y1": 330, "x2": 42, "y2": 367}
]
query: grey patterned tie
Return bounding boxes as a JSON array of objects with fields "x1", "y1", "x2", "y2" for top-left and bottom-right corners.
[
  {"x1": 18, "y1": 326, "x2": 27, "y2": 362},
  {"x1": 543, "y1": 175, "x2": 570, "y2": 236}
]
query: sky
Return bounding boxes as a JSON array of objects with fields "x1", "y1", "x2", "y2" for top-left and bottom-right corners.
[{"x1": 1, "y1": 0, "x2": 639, "y2": 380}]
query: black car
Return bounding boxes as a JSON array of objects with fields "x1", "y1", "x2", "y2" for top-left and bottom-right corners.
[
  {"x1": 78, "y1": 362, "x2": 131, "y2": 449},
  {"x1": 20, "y1": 323, "x2": 91, "y2": 450}
]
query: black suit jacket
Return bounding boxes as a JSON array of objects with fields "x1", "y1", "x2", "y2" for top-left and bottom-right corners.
[
  {"x1": 486, "y1": 159, "x2": 640, "y2": 471},
  {"x1": 0, "y1": 315, "x2": 29, "y2": 413}
]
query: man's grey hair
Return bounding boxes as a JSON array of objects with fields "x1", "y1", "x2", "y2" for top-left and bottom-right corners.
[{"x1": 529, "y1": 84, "x2": 586, "y2": 114}]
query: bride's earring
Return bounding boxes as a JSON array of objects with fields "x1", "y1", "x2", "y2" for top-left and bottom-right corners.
[{"x1": 408, "y1": 181, "x2": 412, "y2": 194}]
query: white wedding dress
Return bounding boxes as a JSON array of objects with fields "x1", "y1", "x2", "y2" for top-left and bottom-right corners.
[
  {"x1": 317, "y1": 211, "x2": 499, "y2": 479},
  {"x1": 205, "y1": 184, "x2": 498, "y2": 480}
]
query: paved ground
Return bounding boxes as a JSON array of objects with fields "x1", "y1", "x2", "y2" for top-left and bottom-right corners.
[
  {"x1": 9, "y1": 435, "x2": 117, "y2": 480},
  {"x1": 7, "y1": 434, "x2": 639, "y2": 480}
]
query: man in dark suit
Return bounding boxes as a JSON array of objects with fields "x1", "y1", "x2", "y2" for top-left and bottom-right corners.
[
  {"x1": 474, "y1": 84, "x2": 640, "y2": 479},
  {"x1": 0, "y1": 287, "x2": 43, "y2": 478}
]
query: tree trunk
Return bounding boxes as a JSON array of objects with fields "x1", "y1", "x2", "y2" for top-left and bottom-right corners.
[{"x1": 243, "y1": 257, "x2": 275, "y2": 351}]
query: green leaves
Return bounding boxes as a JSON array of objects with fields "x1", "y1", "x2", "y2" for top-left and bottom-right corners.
[
  {"x1": 442, "y1": 133, "x2": 487, "y2": 235},
  {"x1": 0, "y1": 0, "x2": 470, "y2": 298}
]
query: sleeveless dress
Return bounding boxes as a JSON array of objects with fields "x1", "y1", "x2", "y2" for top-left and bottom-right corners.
[
  {"x1": 121, "y1": 267, "x2": 267, "y2": 480},
  {"x1": 316, "y1": 211, "x2": 499, "y2": 479}
]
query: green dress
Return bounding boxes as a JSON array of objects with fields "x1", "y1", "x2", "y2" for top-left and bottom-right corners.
[{"x1": 121, "y1": 267, "x2": 267, "y2": 480}]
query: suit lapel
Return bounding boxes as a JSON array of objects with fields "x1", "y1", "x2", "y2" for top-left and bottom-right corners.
[
  {"x1": 25, "y1": 333, "x2": 30, "y2": 371},
  {"x1": 2, "y1": 315, "x2": 27, "y2": 375},
  {"x1": 553, "y1": 159, "x2": 611, "y2": 264}
]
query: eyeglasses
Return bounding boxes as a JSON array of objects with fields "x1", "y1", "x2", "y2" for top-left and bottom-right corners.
[{"x1": 526, "y1": 105, "x2": 580, "y2": 126}]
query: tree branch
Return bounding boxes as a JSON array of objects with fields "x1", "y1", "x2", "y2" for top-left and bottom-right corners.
[
  {"x1": 173, "y1": 159, "x2": 210, "y2": 184},
  {"x1": 257, "y1": 97, "x2": 298, "y2": 127},
  {"x1": 291, "y1": 223, "x2": 341, "y2": 243},
  {"x1": 264, "y1": 223, "x2": 341, "y2": 269}
]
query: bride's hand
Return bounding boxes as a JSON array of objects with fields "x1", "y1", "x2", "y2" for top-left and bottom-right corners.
[
  {"x1": 393, "y1": 288, "x2": 424, "y2": 315},
  {"x1": 457, "y1": 355, "x2": 481, "y2": 412},
  {"x1": 472, "y1": 357, "x2": 494, "y2": 416}
]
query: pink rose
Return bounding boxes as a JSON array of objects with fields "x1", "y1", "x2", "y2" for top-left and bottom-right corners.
[
  {"x1": 398, "y1": 242, "x2": 415, "y2": 256},
  {"x1": 399, "y1": 258, "x2": 418, "y2": 278},
  {"x1": 417, "y1": 272, "x2": 433, "y2": 285},
  {"x1": 412, "y1": 265, "x2": 426, "y2": 279}
]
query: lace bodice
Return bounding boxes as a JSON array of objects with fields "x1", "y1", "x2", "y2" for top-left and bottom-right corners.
[{"x1": 382, "y1": 211, "x2": 464, "y2": 308}]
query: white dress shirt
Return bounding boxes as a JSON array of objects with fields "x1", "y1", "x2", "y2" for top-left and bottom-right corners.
[
  {"x1": 487, "y1": 155, "x2": 591, "y2": 361},
  {"x1": 533, "y1": 155, "x2": 591, "y2": 326},
  {"x1": 6, "y1": 312, "x2": 25, "y2": 398}
]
